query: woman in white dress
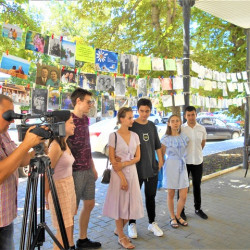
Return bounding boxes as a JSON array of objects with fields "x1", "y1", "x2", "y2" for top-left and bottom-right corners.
[{"x1": 161, "y1": 115, "x2": 189, "y2": 228}]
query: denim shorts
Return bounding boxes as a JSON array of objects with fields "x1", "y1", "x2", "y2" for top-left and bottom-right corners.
[{"x1": 73, "y1": 169, "x2": 95, "y2": 207}]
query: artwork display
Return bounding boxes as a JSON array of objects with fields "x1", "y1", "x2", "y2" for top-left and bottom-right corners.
[
  {"x1": 95, "y1": 49, "x2": 118, "y2": 73},
  {"x1": 36, "y1": 63, "x2": 60, "y2": 87},
  {"x1": 25, "y1": 31, "x2": 49, "y2": 53},
  {"x1": 31, "y1": 88, "x2": 48, "y2": 114},
  {"x1": 96, "y1": 74, "x2": 114, "y2": 92},
  {"x1": 78, "y1": 73, "x2": 96, "y2": 90},
  {"x1": 60, "y1": 40, "x2": 76, "y2": 67},
  {"x1": 2, "y1": 23, "x2": 23, "y2": 42},
  {"x1": 0, "y1": 53, "x2": 30, "y2": 80}
]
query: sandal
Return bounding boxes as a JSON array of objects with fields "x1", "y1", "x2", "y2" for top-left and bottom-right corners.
[
  {"x1": 170, "y1": 218, "x2": 179, "y2": 228},
  {"x1": 118, "y1": 236, "x2": 135, "y2": 249},
  {"x1": 176, "y1": 216, "x2": 188, "y2": 226}
]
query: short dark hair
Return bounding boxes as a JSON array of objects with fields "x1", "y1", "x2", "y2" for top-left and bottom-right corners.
[
  {"x1": 185, "y1": 106, "x2": 196, "y2": 113},
  {"x1": 0, "y1": 94, "x2": 13, "y2": 105},
  {"x1": 70, "y1": 88, "x2": 92, "y2": 107},
  {"x1": 137, "y1": 98, "x2": 152, "y2": 110}
]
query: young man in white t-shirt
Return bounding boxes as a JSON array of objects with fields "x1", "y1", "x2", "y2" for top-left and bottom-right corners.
[{"x1": 181, "y1": 106, "x2": 208, "y2": 220}]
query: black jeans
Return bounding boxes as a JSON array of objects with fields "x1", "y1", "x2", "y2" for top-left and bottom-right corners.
[
  {"x1": 186, "y1": 163, "x2": 203, "y2": 210},
  {"x1": 129, "y1": 174, "x2": 158, "y2": 224},
  {"x1": 0, "y1": 222, "x2": 14, "y2": 250}
]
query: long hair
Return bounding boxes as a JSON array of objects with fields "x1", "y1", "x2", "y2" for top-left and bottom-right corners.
[
  {"x1": 48, "y1": 111, "x2": 72, "y2": 151},
  {"x1": 165, "y1": 115, "x2": 182, "y2": 135}
]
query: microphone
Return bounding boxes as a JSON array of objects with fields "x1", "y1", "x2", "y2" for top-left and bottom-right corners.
[
  {"x1": 2, "y1": 110, "x2": 24, "y2": 121},
  {"x1": 44, "y1": 110, "x2": 71, "y2": 119}
]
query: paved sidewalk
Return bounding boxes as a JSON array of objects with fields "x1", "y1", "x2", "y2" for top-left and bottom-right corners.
[{"x1": 14, "y1": 168, "x2": 250, "y2": 249}]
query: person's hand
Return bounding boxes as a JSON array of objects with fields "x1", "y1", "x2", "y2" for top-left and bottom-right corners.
[
  {"x1": 115, "y1": 156, "x2": 121, "y2": 162},
  {"x1": 92, "y1": 168, "x2": 98, "y2": 181},
  {"x1": 23, "y1": 125, "x2": 48, "y2": 148},
  {"x1": 121, "y1": 177, "x2": 128, "y2": 191},
  {"x1": 112, "y1": 161, "x2": 123, "y2": 172},
  {"x1": 158, "y1": 159, "x2": 164, "y2": 170}
]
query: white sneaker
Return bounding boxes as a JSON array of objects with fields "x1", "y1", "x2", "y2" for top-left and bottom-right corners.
[
  {"x1": 148, "y1": 222, "x2": 163, "y2": 237},
  {"x1": 128, "y1": 223, "x2": 137, "y2": 239}
]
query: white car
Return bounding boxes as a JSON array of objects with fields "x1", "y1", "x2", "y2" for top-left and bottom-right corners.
[
  {"x1": 89, "y1": 117, "x2": 165, "y2": 155},
  {"x1": 134, "y1": 113, "x2": 161, "y2": 124},
  {"x1": 89, "y1": 118, "x2": 118, "y2": 155}
]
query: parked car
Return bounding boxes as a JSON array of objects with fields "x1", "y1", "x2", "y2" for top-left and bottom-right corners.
[
  {"x1": 197, "y1": 112, "x2": 214, "y2": 117},
  {"x1": 161, "y1": 112, "x2": 183, "y2": 124},
  {"x1": 90, "y1": 117, "x2": 164, "y2": 155},
  {"x1": 134, "y1": 113, "x2": 161, "y2": 124},
  {"x1": 196, "y1": 116, "x2": 241, "y2": 140}
]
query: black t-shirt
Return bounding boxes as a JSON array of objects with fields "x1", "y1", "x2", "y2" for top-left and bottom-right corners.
[{"x1": 129, "y1": 121, "x2": 161, "y2": 179}]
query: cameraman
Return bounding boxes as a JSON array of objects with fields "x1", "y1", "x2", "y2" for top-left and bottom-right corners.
[{"x1": 0, "y1": 94, "x2": 46, "y2": 250}]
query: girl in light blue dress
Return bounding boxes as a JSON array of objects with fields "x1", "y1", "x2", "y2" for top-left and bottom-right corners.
[{"x1": 161, "y1": 115, "x2": 189, "y2": 228}]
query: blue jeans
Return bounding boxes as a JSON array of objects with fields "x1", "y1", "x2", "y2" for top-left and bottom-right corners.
[{"x1": 0, "y1": 222, "x2": 14, "y2": 250}]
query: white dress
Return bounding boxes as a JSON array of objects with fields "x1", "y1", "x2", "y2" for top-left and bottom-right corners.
[{"x1": 161, "y1": 134, "x2": 189, "y2": 189}]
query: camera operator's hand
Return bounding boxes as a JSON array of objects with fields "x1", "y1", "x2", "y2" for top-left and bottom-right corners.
[{"x1": 23, "y1": 125, "x2": 48, "y2": 148}]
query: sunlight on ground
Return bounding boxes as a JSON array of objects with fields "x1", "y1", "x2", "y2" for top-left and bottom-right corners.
[{"x1": 218, "y1": 153, "x2": 242, "y2": 157}]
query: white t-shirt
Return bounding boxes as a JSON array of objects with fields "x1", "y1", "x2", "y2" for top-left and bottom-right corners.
[{"x1": 181, "y1": 122, "x2": 207, "y2": 165}]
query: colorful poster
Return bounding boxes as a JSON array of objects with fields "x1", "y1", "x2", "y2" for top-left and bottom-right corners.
[
  {"x1": 76, "y1": 44, "x2": 95, "y2": 63},
  {"x1": 60, "y1": 40, "x2": 76, "y2": 67},
  {"x1": 2, "y1": 23, "x2": 23, "y2": 42},
  {"x1": 0, "y1": 53, "x2": 30, "y2": 80},
  {"x1": 79, "y1": 73, "x2": 96, "y2": 90},
  {"x1": 138, "y1": 56, "x2": 151, "y2": 71},
  {"x1": 48, "y1": 89, "x2": 60, "y2": 110},
  {"x1": 25, "y1": 31, "x2": 49, "y2": 54},
  {"x1": 101, "y1": 95, "x2": 114, "y2": 118},
  {"x1": 164, "y1": 59, "x2": 176, "y2": 71},
  {"x1": 95, "y1": 49, "x2": 118, "y2": 73},
  {"x1": 36, "y1": 63, "x2": 60, "y2": 87}
]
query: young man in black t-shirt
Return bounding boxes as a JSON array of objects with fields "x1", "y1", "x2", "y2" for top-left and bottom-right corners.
[{"x1": 128, "y1": 98, "x2": 164, "y2": 238}]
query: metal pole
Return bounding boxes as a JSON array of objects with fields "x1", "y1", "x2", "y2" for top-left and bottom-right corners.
[
  {"x1": 244, "y1": 29, "x2": 250, "y2": 171},
  {"x1": 179, "y1": 0, "x2": 195, "y2": 122}
]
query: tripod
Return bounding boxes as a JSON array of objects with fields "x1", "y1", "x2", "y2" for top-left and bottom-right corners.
[{"x1": 20, "y1": 144, "x2": 70, "y2": 250}]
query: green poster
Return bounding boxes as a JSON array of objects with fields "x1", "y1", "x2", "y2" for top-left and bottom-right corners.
[
  {"x1": 164, "y1": 59, "x2": 176, "y2": 71},
  {"x1": 138, "y1": 56, "x2": 151, "y2": 71},
  {"x1": 75, "y1": 44, "x2": 95, "y2": 63}
]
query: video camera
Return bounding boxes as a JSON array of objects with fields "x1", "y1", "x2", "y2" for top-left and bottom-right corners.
[{"x1": 2, "y1": 110, "x2": 70, "y2": 141}]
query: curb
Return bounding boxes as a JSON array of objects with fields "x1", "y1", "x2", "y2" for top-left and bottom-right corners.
[
  {"x1": 187, "y1": 164, "x2": 243, "y2": 187},
  {"x1": 201, "y1": 164, "x2": 243, "y2": 182}
]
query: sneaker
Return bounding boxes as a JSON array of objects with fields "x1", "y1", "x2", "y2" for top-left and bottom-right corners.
[
  {"x1": 195, "y1": 209, "x2": 208, "y2": 220},
  {"x1": 128, "y1": 223, "x2": 137, "y2": 239},
  {"x1": 76, "y1": 238, "x2": 101, "y2": 249},
  {"x1": 148, "y1": 222, "x2": 163, "y2": 237}
]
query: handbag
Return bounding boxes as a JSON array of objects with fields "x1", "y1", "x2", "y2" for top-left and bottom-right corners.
[{"x1": 101, "y1": 132, "x2": 117, "y2": 184}]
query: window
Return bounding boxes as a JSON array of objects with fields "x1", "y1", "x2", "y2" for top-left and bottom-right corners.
[
  {"x1": 215, "y1": 119, "x2": 226, "y2": 127},
  {"x1": 201, "y1": 118, "x2": 213, "y2": 125}
]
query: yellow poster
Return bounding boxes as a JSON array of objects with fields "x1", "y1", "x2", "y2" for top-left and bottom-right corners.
[
  {"x1": 75, "y1": 44, "x2": 95, "y2": 63},
  {"x1": 138, "y1": 56, "x2": 151, "y2": 71}
]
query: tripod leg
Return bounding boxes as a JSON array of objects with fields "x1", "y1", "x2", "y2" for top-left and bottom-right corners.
[
  {"x1": 20, "y1": 174, "x2": 33, "y2": 250},
  {"x1": 30, "y1": 223, "x2": 64, "y2": 250},
  {"x1": 46, "y1": 167, "x2": 69, "y2": 249},
  {"x1": 26, "y1": 174, "x2": 39, "y2": 250}
]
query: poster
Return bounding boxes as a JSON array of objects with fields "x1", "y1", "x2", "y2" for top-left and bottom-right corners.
[
  {"x1": 164, "y1": 59, "x2": 176, "y2": 71},
  {"x1": 76, "y1": 44, "x2": 95, "y2": 63},
  {"x1": 31, "y1": 89, "x2": 48, "y2": 114},
  {"x1": 152, "y1": 57, "x2": 164, "y2": 71},
  {"x1": 101, "y1": 95, "x2": 114, "y2": 118},
  {"x1": 95, "y1": 49, "x2": 118, "y2": 73},
  {"x1": 60, "y1": 40, "x2": 76, "y2": 67},
  {"x1": 137, "y1": 78, "x2": 147, "y2": 97},
  {"x1": 25, "y1": 31, "x2": 49, "y2": 54},
  {"x1": 138, "y1": 56, "x2": 151, "y2": 71},
  {"x1": 61, "y1": 92, "x2": 74, "y2": 110},
  {"x1": 2, "y1": 23, "x2": 23, "y2": 42},
  {"x1": 96, "y1": 74, "x2": 114, "y2": 91},
  {"x1": 48, "y1": 89, "x2": 60, "y2": 110},
  {"x1": 115, "y1": 77, "x2": 126, "y2": 96},
  {"x1": 0, "y1": 53, "x2": 30, "y2": 80},
  {"x1": 48, "y1": 37, "x2": 61, "y2": 57},
  {"x1": 79, "y1": 73, "x2": 96, "y2": 90}
]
